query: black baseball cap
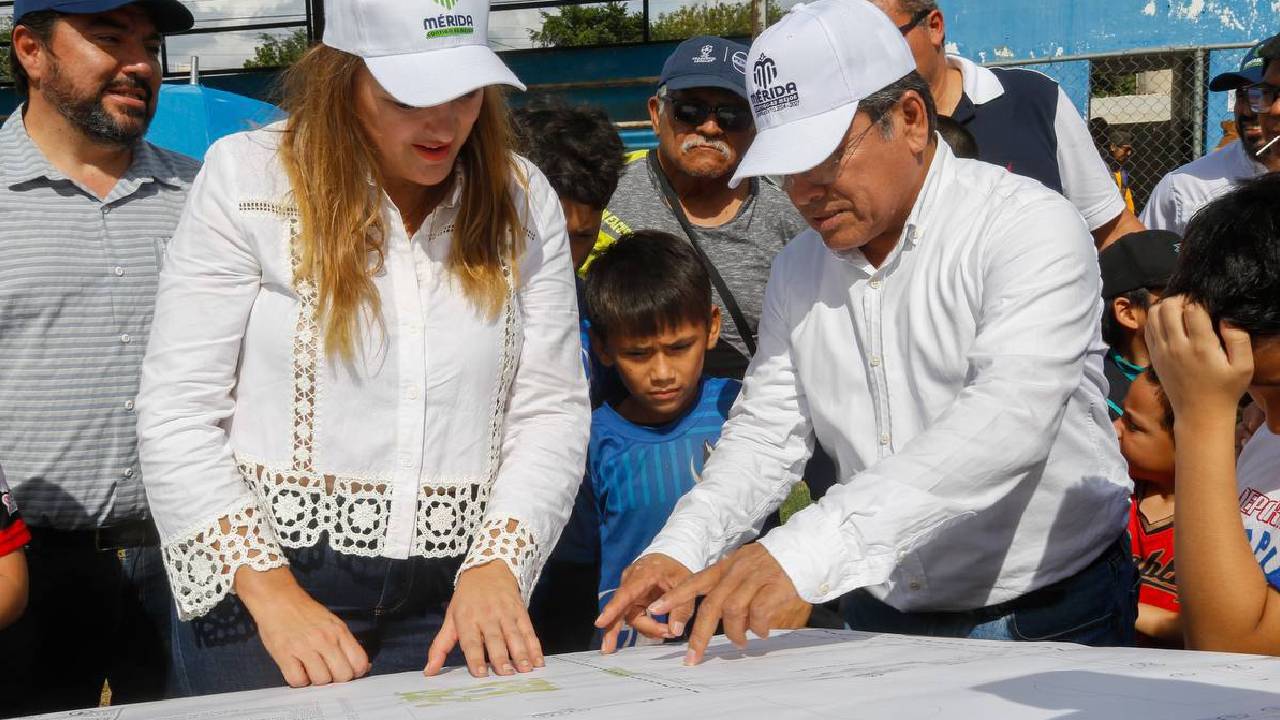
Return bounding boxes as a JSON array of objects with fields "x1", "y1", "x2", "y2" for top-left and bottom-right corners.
[
  {"x1": 1262, "y1": 34, "x2": 1280, "y2": 68},
  {"x1": 659, "y1": 36, "x2": 751, "y2": 100},
  {"x1": 1209, "y1": 39, "x2": 1271, "y2": 91},
  {"x1": 14, "y1": 0, "x2": 194, "y2": 34},
  {"x1": 1099, "y1": 230, "x2": 1181, "y2": 299}
]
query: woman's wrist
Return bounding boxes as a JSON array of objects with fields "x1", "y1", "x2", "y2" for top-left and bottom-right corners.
[{"x1": 234, "y1": 565, "x2": 302, "y2": 611}]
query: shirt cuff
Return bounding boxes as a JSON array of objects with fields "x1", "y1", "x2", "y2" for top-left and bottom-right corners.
[
  {"x1": 641, "y1": 535, "x2": 707, "y2": 576},
  {"x1": 1082, "y1": 193, "x2": 1127, "y2": 232},
  {"x1": 757, "y1": 507, "x2": 849, "y2": 604}
]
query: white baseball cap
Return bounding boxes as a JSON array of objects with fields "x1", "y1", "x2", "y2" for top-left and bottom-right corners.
[
  {"x1": 729, "y1": 0, "x2": 917, "y2": 188},
  {"x1": 323, "y1": 0, "x2": 526, "y2": 108}
]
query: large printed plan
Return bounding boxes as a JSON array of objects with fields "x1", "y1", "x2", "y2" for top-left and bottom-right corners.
[{"x1": 26, "y1": 630, "x2": 1280, "y2": 720}]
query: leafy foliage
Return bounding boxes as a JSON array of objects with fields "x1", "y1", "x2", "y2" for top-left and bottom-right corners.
[{"x1": 244, "y1": 28, "x2": 309, "y2": 70}]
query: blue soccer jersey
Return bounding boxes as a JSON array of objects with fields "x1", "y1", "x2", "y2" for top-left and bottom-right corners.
[{"x1": 583, "y1": 376, "x2": 739, "y2": 644}]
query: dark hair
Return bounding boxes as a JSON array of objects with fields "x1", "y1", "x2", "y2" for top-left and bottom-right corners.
[
  {"x1": 859, "y1": 70, "x2": 939, "y2": 139},
  {"x1": 1101, "y1": 288, "x2": 1153, "y2": 350},
  {"x1": 896, "y1": 0, "x2": 939, "y2": 14},
  {"x1": 585, "y1": 230, "x2": 712, "y2": 342},
  {"x1": 1141, "y1": 368, "x2": 1176, "y2": 431},
  {"x1": 8, "y1": 11, "x2": 60, "y2": 98},
  {"x1": 511, "y1": 100, "x2": 624, "y2": 210},
  {"x1": 936, "y1": 115, "x2": 978, "y2": 159},
  {"x1": 1164, "y1": 173, "x2": 1280, "y2": 338}
]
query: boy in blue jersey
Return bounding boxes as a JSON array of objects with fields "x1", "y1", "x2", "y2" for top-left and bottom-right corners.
[{"x1": 579, "y1": 231, "x2": 739, "y2": 648}]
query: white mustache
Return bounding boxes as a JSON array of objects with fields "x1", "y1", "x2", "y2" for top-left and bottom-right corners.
[{"x1": 681, "y1": 137, "x2": 731, "y2": 158}]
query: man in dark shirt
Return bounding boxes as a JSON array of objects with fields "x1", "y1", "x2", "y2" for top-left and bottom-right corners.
[{"x1": 870, "y1": 0, "x2": 1147, "y2": 249}]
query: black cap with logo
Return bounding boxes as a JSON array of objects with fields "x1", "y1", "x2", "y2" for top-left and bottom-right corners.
[
  {"x1": 659, "y1": 36, "x2": 751, "y2": 100},
  {"x1": 1099, "y1": 230, "x2": 1181, "y2": 299}
]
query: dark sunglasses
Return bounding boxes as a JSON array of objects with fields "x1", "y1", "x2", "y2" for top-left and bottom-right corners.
[
  {"x1": 897, "y1": 7, "x2": 931, "y2": 34},
  {"x1": 670, "y1": 100, "x2": 754, "y2": 132}
]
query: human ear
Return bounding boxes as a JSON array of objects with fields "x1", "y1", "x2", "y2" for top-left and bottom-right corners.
[
  {"x1": 589, "y1": 328, "x2": 616, "y2": 367},
  {"x1": 706, "y1": 306, "x2": 722, "y2": 349},
  {"x1": 1114, "y1": 297, "x2": 1142, "y2": 332}
]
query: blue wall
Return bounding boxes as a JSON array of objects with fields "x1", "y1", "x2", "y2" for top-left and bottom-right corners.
[{"x1": 943, "y1": 0, "x2": 1274, "y2": 152}]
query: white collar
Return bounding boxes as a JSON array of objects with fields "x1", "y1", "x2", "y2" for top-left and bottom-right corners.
[{"x1": 948, "y1": 54, "x2": 1005, "y2": 105}]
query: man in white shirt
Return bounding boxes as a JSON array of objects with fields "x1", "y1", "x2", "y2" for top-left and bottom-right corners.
[
  {"x1": 1142, "y1": 39, "x2": 1280, "y2": 235},
  {"x1": 596, "y1": 0, "x2": 1134, "y2": 663},
  {"x1": 868, "y1": 0, "x2": 1146, "y2": 250}
]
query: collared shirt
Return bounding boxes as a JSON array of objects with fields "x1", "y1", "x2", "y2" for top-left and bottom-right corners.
[
  {"x1": 1141, "y1": 140, "x2": 1266, "y2": 235},
  {"x1": 0, "y1": 109, "x2": 199, "y2": 530},
  {"x1": 136, "y1": 126, "x2": 589, "y2": 619},
  {"x1": 949, "y1": 55, "x2": 1126, "y2": 233},
  {"x1": 644, "y1": 142, "x2": 1132, "y2": 612}
]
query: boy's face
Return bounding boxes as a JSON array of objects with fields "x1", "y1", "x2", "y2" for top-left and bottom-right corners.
[
  {"x1": 1249, "y1": 338, "x2": 1280, "y2": 434},
  {"x1": 562, "y1": 200, "x2": 603, "y2": 272},
  {"x1": 1114, "y1": 373, "x2": 1175, "y2": 486},
  {"x1": 596, "y1": 309, "x2": 721, "y2": 425}
]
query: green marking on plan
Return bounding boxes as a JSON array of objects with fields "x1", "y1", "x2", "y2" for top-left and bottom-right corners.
[{"x1": 398, "y1": 678, "x2": 557, "y2": 706}]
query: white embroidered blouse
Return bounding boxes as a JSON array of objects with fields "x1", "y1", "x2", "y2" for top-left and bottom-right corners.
[{"x1": 136, "y1": 126, "x2": 590, "y2": 620}]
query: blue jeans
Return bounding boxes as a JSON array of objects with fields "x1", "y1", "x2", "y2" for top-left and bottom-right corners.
[
  {"x1": 170, "y1": 544, "x2": 463, "y2": 697},
  {"x1": 840, "y1": 534, "x2": 1138, "y2": 645},
  {"x1": 0, "y1": 524, "x2": 172, "y2": 718}
]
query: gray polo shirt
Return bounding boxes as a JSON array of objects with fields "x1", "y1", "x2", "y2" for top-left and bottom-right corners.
[
  {"x1": 600, "y1": 150, "x2": 807, "y2": 378},
  {"x1": 0, "y1": 108, "x2": 200, "y2": 530}
]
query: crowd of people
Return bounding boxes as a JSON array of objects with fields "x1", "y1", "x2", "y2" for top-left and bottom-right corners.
[{"x1": 1, "y1": 0, "x2": 1280, "y2": 714}]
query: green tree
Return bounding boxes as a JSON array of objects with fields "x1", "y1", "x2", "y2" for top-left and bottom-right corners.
[
  {"x1": 1, "y1": 18, "x2": 12, "y2": 83},
  {"x1": 650, "y1": 0, "x2": 783, "y2": 41},
  {"x1": 528, "y1": 1, "x2": 644, "y2": 48},
  {"x1": 243, "y1": 28, "x2": 309, "y2": 69}
]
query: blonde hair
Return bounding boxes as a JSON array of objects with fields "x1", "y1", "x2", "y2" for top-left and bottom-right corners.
[{"x1": 278, "y1": 44, "x2": 526, "y2": 361}]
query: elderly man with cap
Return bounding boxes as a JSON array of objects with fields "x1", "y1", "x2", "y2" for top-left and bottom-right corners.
[
  {"x1": 597, "y1": 0, "x2": 1135, "y2": 663},
  {"x1": 0, "y1": 0, "x2": 197, "y2": 713},
  {"x1": 1143, "y1": 39, "x2": 1280, "y2": 235},
  {"x1": 867, "y1": 0, "x2": 1146, "y2": 251},
  {"x1": 598, "y1": 36, "x2": 806, "y2": 380}
]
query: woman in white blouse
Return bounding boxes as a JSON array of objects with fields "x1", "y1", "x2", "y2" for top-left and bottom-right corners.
[{"x1": 137, "y1": 0, "x2": 588, "y2": 694}]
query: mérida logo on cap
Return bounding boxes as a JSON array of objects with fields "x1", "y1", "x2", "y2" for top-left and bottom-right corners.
[
  {"x1": 424, "y1": 0, "x2": 475, "y2": 39},
  {"x1": 751, "y1": 55, "x2": 800, "y2": 117}
]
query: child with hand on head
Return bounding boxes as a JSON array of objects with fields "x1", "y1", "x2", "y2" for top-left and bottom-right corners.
[
  {"x1": 1115, "y1": 370, "x2": 1181, "y2": 647},
  {"x1": 1146, "y1": 173, "x2": 1280, "y2": 654}
]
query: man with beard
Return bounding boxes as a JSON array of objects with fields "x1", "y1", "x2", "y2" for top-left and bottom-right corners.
[
  {"x1": 598, "y1": 36, "x2": 807, "y2": 380},
  {"x1": 0, "y1": 0, "x2": 196, "y2": 714},
  {"x1": 1142, "y1": 38, "x2": 1280, "y2": 235}
]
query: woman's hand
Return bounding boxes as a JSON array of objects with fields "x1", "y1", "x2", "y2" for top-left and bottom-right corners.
[
  {"x1": 235, "y1": 566, "x2": 370, "y2": 687},
  {"x1": 424, "y1": 560, "x2": 543, "y2": 678}
]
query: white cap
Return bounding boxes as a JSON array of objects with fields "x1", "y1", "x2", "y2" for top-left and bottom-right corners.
[
  {"x1": 323, "y1": 0, "x2": 526, "y2": 107},
  {"x1": 729, "y1": 0, "x2": 917, "y2": 188}
]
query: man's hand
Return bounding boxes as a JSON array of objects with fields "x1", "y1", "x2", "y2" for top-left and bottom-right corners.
[
  {"x1": 1146, "y1": 295, "x2": 1253, "y2": 420},
  {"x1": 594, "y1": 553, "x2": 692, "y2": 653},
  {"x1": 648, "y1": 543, "x2": 803, "y2": 666},
  {"x1": 236, "y1": 566, "x2": 371, "y2": 688},
  {"x1": 424, "y1": 560, "x2": 543, "y2": 678}
]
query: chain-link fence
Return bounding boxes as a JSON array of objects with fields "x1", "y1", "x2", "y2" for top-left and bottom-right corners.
[{"x1": 987, "y1": 44, "x2": 1254, "y2": 216}]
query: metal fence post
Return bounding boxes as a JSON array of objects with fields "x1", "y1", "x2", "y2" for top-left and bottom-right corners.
[{"x1": 1193, "y1": 47, "x2": 1206, "y2": 160}]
